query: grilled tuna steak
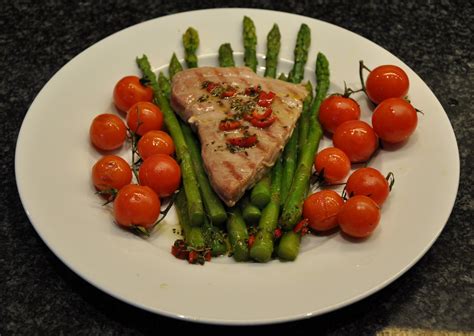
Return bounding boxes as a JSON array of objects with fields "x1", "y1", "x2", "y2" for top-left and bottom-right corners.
[{"x1": 171, "y1": 66, "x2": 307, "y2": 206}]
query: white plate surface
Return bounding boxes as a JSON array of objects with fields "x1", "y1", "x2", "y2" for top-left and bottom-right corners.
[{"x1": 15, "y1": 8, "x2": 459, "y2": 325}]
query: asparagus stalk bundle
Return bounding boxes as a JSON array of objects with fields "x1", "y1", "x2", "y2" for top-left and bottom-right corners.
[
  {"x1": 278, "y1": 53, "x2": 329, "y2": 261},
  {"x1": 135, "y1": 19, "x2": 331, "y2": 264}
]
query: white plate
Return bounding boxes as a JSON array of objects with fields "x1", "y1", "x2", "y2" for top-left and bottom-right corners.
[{"x1": 15, "y1": 8, "x2": 459, "y2": 325}]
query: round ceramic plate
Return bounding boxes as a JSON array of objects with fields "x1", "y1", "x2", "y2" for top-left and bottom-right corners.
[{"x1": 15, "y1": 8, "x2": 459, "y2": 325}]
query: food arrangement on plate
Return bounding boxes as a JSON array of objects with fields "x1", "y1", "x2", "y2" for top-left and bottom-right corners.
[{"x1": 89, "y1": 16, "x2": 418, "y2": 265}]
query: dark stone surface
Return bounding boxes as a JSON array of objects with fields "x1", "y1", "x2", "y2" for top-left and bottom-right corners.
[{"x1": 1, "y1": 0, "x2": 472, "y2": 334}]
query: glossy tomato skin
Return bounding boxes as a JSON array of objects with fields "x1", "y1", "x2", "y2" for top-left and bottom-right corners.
[
  {"x1": 139, "y1": 154, "x2": 181, "y2": 197},
  {"x1": 318, "y1": 95, "x2": 361, "y2": 134},
  {"x1": 89, "y1": 114, "x2": 127, "y2": 151},
  {"x1": 332, "y1": 120, "x2": 378, "y2": 163},
  {"x1": 303, "y1": 190, "x2": 344, "y2": 231},
  {"x1": 314, "y1": 147, "x2": 351, "y2": 183},
  {"x1": 338, "y1": 195, "x2": 381, "y2": 238},
  {"x1": 137, "y1": 130, "x2": 175, "y2": 160},
  {"x1": 365, "y1": 65, "x2": 409, "y2": 104},
  {"x1": 372, "y1": 98, "x2": 418, "y2": 143},
  {"x1": 92, "y1": 155, "x2": 132, "y2": 192},
  {"x1": 345, "y1": 167, "x2": 390, "y2": 206},
  {"x1": 113, "y1": 76, "x2": 153, "y2": 113},
  {"x1": 126, "y1": 102, "x2": 163, "y2": 136},
  {"x1": 113, "y1": 184, "x2": 161, "y2": 229}
]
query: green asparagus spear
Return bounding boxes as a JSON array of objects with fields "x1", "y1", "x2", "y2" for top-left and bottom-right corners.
[
  {"x1": 264, "y1": 24, "x2": 281, "y2": 78},
  {"x1": 250, "y1": 174, "x2": 271, "y2": 209},
  {"x1": 175, "y1": 189, "x2": 206, "y2": 249},
  {"x1": 182, "y1": 27, "x2": 199, "y2": 68},
  {"x1": 243, "y1": 16, "x2": 258, "y2": 72},
  {"x1": 226, "y1": 208, "x2": 250, "y2": 261},
  {"x1": 288, "y1": 24, "x2": 311, "y2": 84},
  {"x1": 240, "y1": 195, "x2": 261, "y2": 225},
  {"x1": 180, "y1": 121, "x2": 227, "y2": 226},
  {"x1": 158, "y1": 72, "x2": 171, "y2": 98},
  {"x1": 218, "y1": 43, "x2": 236, "y2": 67},
  {"x1": 297, "y1": 81, "x2": 314, "y2": 164},
  {"x1": 276, "y1": 231, "x2": 300, "y2": 261},
  {"x1": 136, "y1": 55, "x2": 205, "y2": 226},
  {"x1": 280, "y1": 126, "x2": 299, "y2": 205},
  {"x1": 169, "y1": 53, "x2": 184, "y2": 80},
  {"x1": 310, "y1": 52, "x2": 331, "y2": 116},
  {"x1": 250, "y1": 158, "x2": 283, "y2": 262},
  {"x1": 280, "y1": 52, "x2": 329, "y2": 231}
]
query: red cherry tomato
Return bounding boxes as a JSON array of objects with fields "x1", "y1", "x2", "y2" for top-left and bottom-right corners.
[
  {"x1": 372, "y1": 98, "x2": 418, "y2": 143},
  {"x1": 137, "y1": 130, "x2": 175, "y2": 160},
  {"x1": 333, "y1": 120, "x2": 378, "y2": 163},
  {"x1": 92, "y1": 155, "x2": 132, "y2": 193},
  {"x1": 139, "y1": 154, "x2": 181, "y2": 197},
  {"x1": 126, "y1": 102, "x2": 163, "y2": 136},
  {"x1": 365, "y1": 65, "x2": 409, "y2": 104},
  {"x1": 303, "y1": 190, "x2": 344, "y2": 231},
  {"x1": 314, "y1": 147, "x2": 351, "y2": 184},
  {"x1": 345, "y1": 167, "x2": 390, "y2": 206},
  {"x1": 318, "y1": 95, "x2": 361, "y2": 134},
  {"x1": 113, "y1": 184, "x2": 161, "y2": 229},
  {"x1": 338, "y1": 195, "x2": 381, "y2": 238},
  {"x1": 113, "y1": 76, "x2": 153, "y2": 113},
  {"x1": 89, "y1": 114, "x2": 127, "y2": 151}
]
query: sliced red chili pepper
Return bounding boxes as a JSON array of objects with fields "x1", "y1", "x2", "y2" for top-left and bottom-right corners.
[
  {"x1": 227, "y1": 134, "x2": 258, "y2": 148},
  {"x1": 204, "y1": 250, "x2": 212, "y2": 262},
  {"x1": 252, "y1": 107, "x2": 272, "y2": 120},
  {"x1": 220, "y1": 88, "x2": 236, "y2": 98},
  {"x1": 301, "y1": 226, "x2": 310, "y2": 237},
  {"x1": 243, "y1": 113, "x2": 254, "y2": 121},
  {"x1": 219, "y1": 119, "x2": 241, "y2": 131},
  {"x1": 293, "y1": 218, "x2": 309, "y2": 234},
  {"x1": 188, "y1": 250, "x2": 198, "y2": 264},
  {"x1": 247, "y1": 235, "x2": 255, "y2": 248},
  {"x1": 274, "y1": 227, "x2": 282, "y2": 239},
  {"x1": 257, "y1": 91, "x2": 276, "y2": 107},
  {"x1": 205, "y1": 82, "x2": 219, "y2": 93},
  {"x1": 250, "y1": 115, "x2": 276, "y2": 128}
]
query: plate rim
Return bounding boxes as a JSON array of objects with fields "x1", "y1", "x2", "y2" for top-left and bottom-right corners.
[{"x1": 14, "y1": 8, "x2": 460, "y2": 325}]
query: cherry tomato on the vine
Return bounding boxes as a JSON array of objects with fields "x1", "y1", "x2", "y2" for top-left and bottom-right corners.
[
  {"x1": 333, "y1": 120, "x2": 378, "y2": 163},
  {"x1": 314, "y1": 147, "x2": 351, "y2": 184},
  {"x1": 139, "y1": 154, "x2": 181, "y2": 198},
  {"x1": 345, "y1": 167, "x2": 390, "y2": 206},
  {"x1": 113, "y1": 184, "x2": 161, "y2": 229},
  {"x1": 372, "y1": 98, "x2": 418, "y2": 144},
  {"x1": 113, "y1": 76, "x2": 153, "y2": 113},
  {"x1": 137, "y1": 130, "x2": 175, "y2": 160},
  {"x1": 318, "y1": 95, "x2": 361, "y2": 134},
  {"x1": 89, "y1": 113, "x2": 127, "y2": 151},
  {"x1": 303, "y1": 190, "x2": 344, "y2": 232},
  {"x1": 92, "y1": 155, "x2": 132, "y2": 194},
  {"x1": 126, "y1": 101, "x2": 163, "y2": 136},
  {"x1": 365, "y1": 64, "x2": 409, "y2": 104},
  {"x1": 338, "y1": 195, "x2": 381, "y2": 238}
]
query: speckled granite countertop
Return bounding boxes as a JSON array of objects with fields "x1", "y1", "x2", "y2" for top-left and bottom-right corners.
[{"x1": 1, "y1": 1, "x2": 472, "y2": 334}]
